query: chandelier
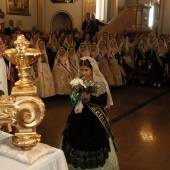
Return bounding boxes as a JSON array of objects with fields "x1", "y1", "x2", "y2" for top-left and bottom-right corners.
[
  {"x1": 51, "y1": 0, "x2": 78, "y2": 3},
  {"x1": 65, "y1": 0, "x2": 78, "y2": 3}
]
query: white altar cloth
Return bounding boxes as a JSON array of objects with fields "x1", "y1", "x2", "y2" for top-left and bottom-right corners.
[{"x1": 0, "y1": 131, "x2": 68, "y2": 170}]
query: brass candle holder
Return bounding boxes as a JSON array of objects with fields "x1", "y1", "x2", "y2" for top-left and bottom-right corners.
[{"x1": 0, "y1": 35, "x2": 45, "y2": 150}]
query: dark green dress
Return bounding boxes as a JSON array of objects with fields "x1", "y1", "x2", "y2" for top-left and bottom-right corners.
[{"x1": 60, "y1": 83, "x2": 119, "y2": 170}]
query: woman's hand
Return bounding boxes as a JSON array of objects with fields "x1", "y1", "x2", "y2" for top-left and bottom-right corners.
[{"x1": 82, "y1": 91, "x2": 90, "y2": 102}]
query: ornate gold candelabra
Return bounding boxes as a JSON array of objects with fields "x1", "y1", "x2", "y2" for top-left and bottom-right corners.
[{"x1": 0, "y1": 35, "x2": 45, "y2": 150}]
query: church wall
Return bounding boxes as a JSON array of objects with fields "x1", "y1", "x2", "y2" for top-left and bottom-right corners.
[
  {"x1": 0, "y1": 0, "x2": 37, "y2": 31},
  {"x1": 126, "y1": 0, "x2": 150, "y2": 6},
  {"x1": 44, "y1": 0, "x2": 83, "y2": 33},
  {"x1": 0, "y1": 0, "x2": 170, "y2": 35},
  {"x1": 159, "y1": 0, "x2": 170, "y2": 35}
]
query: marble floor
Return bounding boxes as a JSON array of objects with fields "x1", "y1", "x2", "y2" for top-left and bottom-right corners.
[{"x1": 37, "y1": 82, "x2": 170, "y2": 170}]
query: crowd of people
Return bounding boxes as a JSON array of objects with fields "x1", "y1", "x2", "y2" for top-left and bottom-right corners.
[
  {"x1": 0, "y1": 13, "x2": 170, "y2": 170},
  {"x1": 0, "y1": 15, "x2": 170, "y2": 99}
]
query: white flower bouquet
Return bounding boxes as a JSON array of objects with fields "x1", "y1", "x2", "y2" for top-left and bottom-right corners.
[{"x1": 70, "y1": 77, "x2": 98, "y2": 113}]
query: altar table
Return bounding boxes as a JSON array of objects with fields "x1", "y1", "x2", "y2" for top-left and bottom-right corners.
[{"x1": 0, "y1": 131, "x2": 68, "y2": 170}]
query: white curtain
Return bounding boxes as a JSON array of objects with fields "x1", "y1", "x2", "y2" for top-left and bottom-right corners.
[{"x1": 96, "y1": 0, "x2": 107, "y2": 22}]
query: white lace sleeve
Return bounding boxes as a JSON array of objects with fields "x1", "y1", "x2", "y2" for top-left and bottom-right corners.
[{"x1": 93, "y1": 82, "x2": 106, "y2": 97}]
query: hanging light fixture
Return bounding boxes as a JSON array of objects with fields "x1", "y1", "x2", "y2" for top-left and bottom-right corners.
[
  {"x1": 65, "y1": 0, "x2": 78, "y2": 3},
  {"x1": 51, "y1": 0, "x2": 78, "y2": 3},
  {"x1": 65, "y1": 0, "x2": 71, "y2": 3}
]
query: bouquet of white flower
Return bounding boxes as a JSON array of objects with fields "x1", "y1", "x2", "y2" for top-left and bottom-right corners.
[{"x1": 70, "y1": 77, "x2": 97, "y2": 113}]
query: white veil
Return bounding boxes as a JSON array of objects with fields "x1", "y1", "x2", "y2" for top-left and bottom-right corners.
[{"x1": 80, "y1": 56, "x2": 113, "y2": 109}]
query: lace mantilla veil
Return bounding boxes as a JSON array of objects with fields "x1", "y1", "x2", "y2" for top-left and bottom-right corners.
[{"x1": 80, "y1": 56, "x2": 113, "y2": 109}]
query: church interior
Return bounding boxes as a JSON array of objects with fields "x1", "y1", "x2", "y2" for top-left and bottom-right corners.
[
  {"x1": 0, "y1": 0, "x2": 170, "y2": 170},
  {"x1": 38, "y1": 82, "x2": 170, "y2": 170}
]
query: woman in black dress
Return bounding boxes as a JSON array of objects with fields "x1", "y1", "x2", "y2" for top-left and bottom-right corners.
[
  {"x1": 59, "y1": 56, "x2": 119, "y2": 170},
  {"x1": 150, "y1": 38, "x2": 169, "y2": 87},
  {"x1": 46, "y1": 33, "x2": 60, "y2": 71}
]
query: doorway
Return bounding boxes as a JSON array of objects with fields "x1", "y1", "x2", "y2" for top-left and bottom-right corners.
[{"x1": 51, "y1": 11, "x2": 73, "y2": 33}]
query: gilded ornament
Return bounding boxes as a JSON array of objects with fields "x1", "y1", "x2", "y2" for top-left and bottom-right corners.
[{"x1": 0, "y1": 35, "x2": 45, "y2": 150}]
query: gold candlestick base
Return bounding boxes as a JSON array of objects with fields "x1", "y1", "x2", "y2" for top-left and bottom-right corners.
[{"x1": 12, "y1": 134, "x2": 41, "y2": 151}]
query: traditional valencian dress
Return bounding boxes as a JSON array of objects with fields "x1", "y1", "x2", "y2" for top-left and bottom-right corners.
[
  {"x1": 109, "y1": 39, "x2": 126, "y2": 86},
  {"x1": 150, "y1": 39, "x2": 169, "y2": 87},
  {"x1": 46, "y1": 33, "x2": 60, "y2": 71},
  {"x1": 99, "y1": 32, "x2": 110, "y2": 50},
  {"x1": 90, "y1": 42, "x2": 102, "y2": 71},
  {"x1": 33, "y1": 39, "x2": 56, "y2": 98},
  {"x1": 83, "y1": 33, "x2": 92, "y2": 52},
  {"x1": 30, "y1": 33, "x2": 38, "y2": 49},
  {"x1": 52, "y1": 46, "x2": 73, "y2": 95},
  {"x1": 98, "y1": 40, "x2": 115, "y2": 86},
  {"x1": 67, "y1": 46, "x2": 79, "y2": 78},
  {"x1": 119, "y1": 36, "x2": 134, "y2": 82},
  {"x1": 134, "y1": 35, "x2": 152, "y2": 84},
  {"x1": 77, "y1": 42, "x2": 90, "y2": 59},
  {"x1": 59, "y1": 57, "x2": 120, "y2": 170},
  {"x1": 63, "y1": 33, "x2": 76, "y2": 51}
]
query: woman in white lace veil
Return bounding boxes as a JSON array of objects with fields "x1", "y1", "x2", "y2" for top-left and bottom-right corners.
[
  {"x1": 90, "y1": 42, "x2": 102, "y2": 71},
  {"x1": 119, "y1": 35, "x2": 134, "y2": 82},
  {"x1": 82, "y1": 33, "x2": 91, "y2": 52},
  {"x1": 134, "y1": 34, "x2": 152, "y2": 84},
  {"x1": 52, "y1": 46, "x2": 73, "y2": 95},
  {"x1": 150, "y1": 37, "x2": 169, "y2": 88},
  {"x1": 77, "y1": 42, "x2": 90, "y2": 59},
  {"x1": 46, "y1": 33, "x2": 60, "y2": 70},
  {"x1": 98, "y1": 31, "x2": 110, "y2": 50},
  {"x1": 119, "y1": 34, "x2": 134, "y2": 68},
  {"x1": 80, "y1": 56, "x2": 113, "y2": 108},
  {"x1": 66, "y1": 46, "x2": 79, "y2": 78},
  {"x1": 59, "y1": 56, "x2": 119, "y2": 170},
  {"x1": 98, "y1": 40, "x2": 115, "y2": 86},
  {"x1": 63, "y1": 33, "x2": 76, "y2": 50},
  {"x1": 148, "y1": 32, "x2": 158, "y2": 49},
  {"x1": 108, "y1": 39, "x2": 126, "y2": 86},
  {"x1": 30, "y1": 33, "x2": 39, "y2": 49},
  {"x1": 32, "y1": 39, "x2": 55, "y2": 98}
]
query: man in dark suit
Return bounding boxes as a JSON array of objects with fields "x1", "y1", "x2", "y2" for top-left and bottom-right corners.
[
  {"x1": 62, "y1": 21, "x2": 71, "y2": 35},
  {"x1": 81, "y1": 13, "x2": 93, "y2": 39},
  {"x1": 5, "y1": 19, "x2": 16, "y2": 37},
  {"x1": 91, "y1": 13, "x2": 107, "y2": 38}
]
